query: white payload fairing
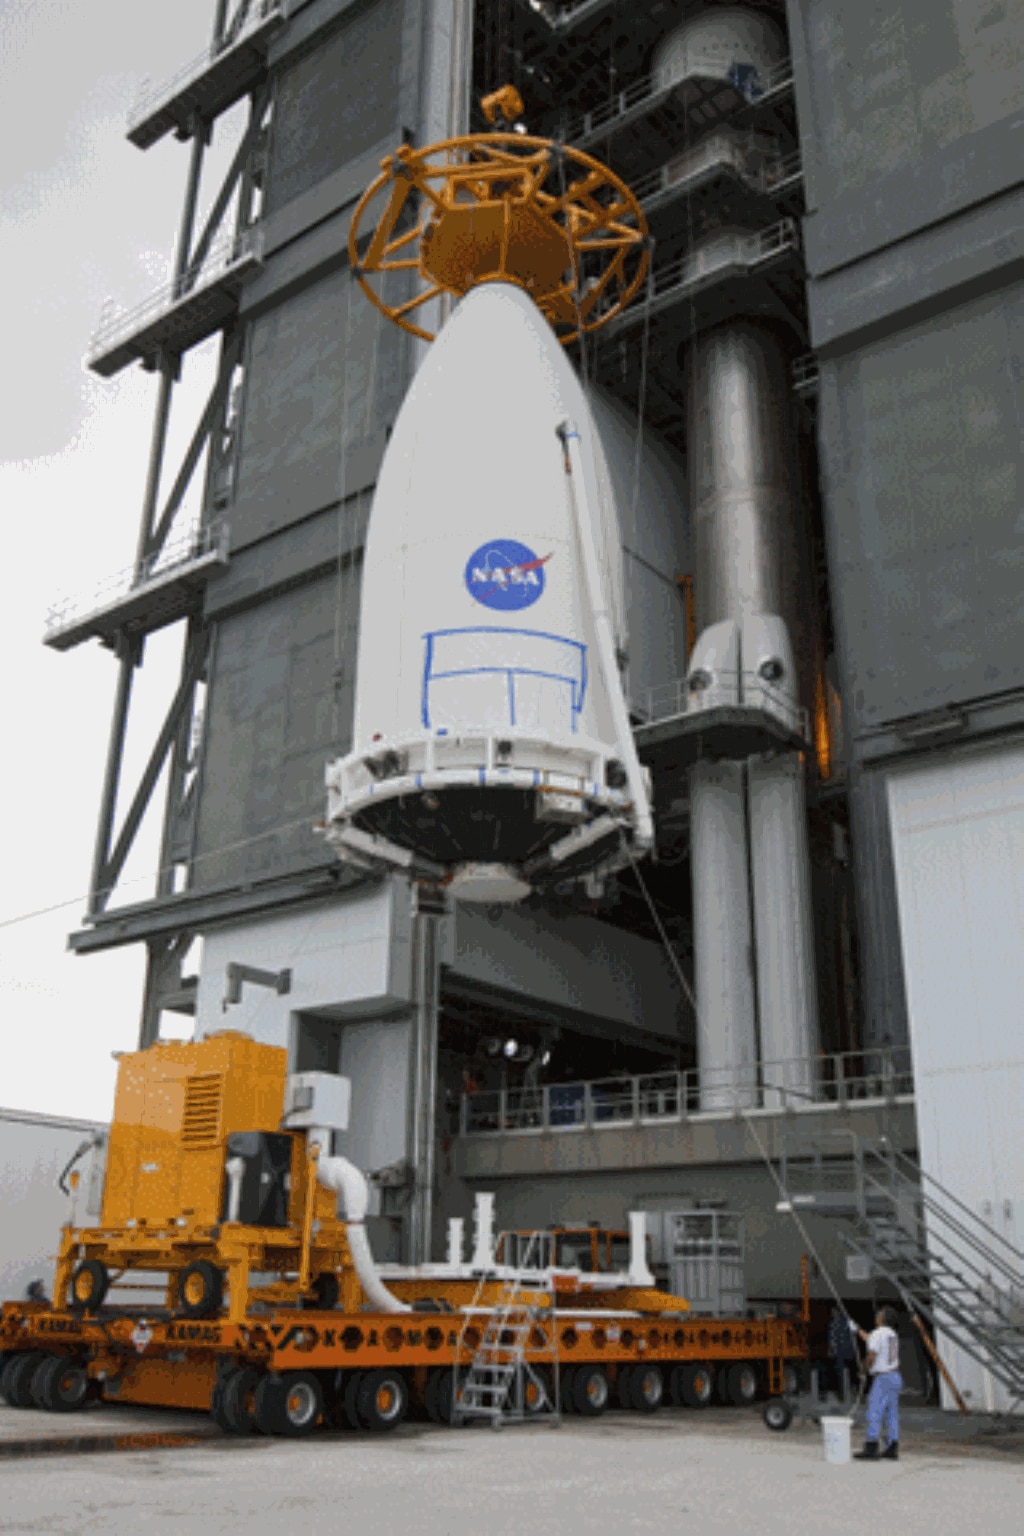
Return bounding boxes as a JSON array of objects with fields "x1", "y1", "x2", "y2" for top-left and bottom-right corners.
[{"x1": 324, "y1": 277, "x2": 653, "y2": 901}]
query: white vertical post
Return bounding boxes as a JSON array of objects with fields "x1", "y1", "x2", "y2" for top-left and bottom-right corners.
[
  {"x1": 471, "y1": 1192, "x2": 496, "y2": 1270},
  {"x1": 447, "y1": 1217, "x2": 465, "y2": 1270},
  {"x1": 627, "y1": 1211, "x2": 655, "y2": 1287}
]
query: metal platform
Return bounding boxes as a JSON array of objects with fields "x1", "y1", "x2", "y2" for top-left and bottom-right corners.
[
  {"x1": 564, "y1": 55, "x2": 794, "y2": 156},
  {"x1": 632, "y1": 671, "x2": 810, "y2": 772},
  {"x1": 635, "y1": 143, "x2": 802, "y2": 223},
  {"x1": 127, "y1": 1, "x2": 284, "y2": 149},
  {"x1": 86, "y1": 230, "x2": 262, "y2": 377},
  {"x1": 602, "y1": 219, "x2": 801, "y2": 342},
  {"x1": 44, "y1": 523, "x2": 229, "y2": 652}
]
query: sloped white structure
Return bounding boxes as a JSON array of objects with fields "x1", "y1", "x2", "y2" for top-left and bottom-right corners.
[{"x1": 325, "y1": 281, "x2": 652, "y2": 901}]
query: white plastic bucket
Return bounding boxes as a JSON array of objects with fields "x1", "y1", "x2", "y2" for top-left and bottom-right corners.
[{"x1": 821, "y1": 1416, "x2": 852, "y2": 1464}]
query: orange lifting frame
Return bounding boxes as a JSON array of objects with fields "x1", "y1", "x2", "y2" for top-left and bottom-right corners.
[{"x1": 349, "y1": 133, "x2": 650, "y2": 343}]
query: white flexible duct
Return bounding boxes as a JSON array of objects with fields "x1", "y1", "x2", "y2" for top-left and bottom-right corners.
[
  {"x1": 317, "y1": 1154, "x2": 412, "y2": 1314},
  {"x1": 225, "y1": 1157, "x2": 246, "y2": 1224},
  {"x1": 559, "y1": 420, "x2": 655, "y2": 851}
]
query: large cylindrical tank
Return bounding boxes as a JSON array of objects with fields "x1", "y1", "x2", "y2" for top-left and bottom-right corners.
[
  {"x1": 689, "y1": 758, "x2": 758, "y2": 1110},
  {"x1": 588, "y1": 387, "x2": 690, "y2": 701},
  {"x1": 682, "y1": 312, "x2": 820, "y2": 1098},
  {"x1": 652, "y1": 6, "x2": 786, "y2": 92},
  {"x1": 685, "y1": 319, "x2": 808, "y2": 699},
  {"x1": 748, "y1": 753, "x2": 820, "y2": 1105}
]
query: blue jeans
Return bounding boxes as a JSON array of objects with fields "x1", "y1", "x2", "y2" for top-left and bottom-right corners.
[{"x1": 866, "y1": 1371, "x2": 902, "y2": 1443}]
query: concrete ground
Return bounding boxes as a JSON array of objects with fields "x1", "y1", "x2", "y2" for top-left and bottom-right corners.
[
  {"x1": 0, "y1": 1401, "x2": 218, "y2": 1451},
  {"x1": 0, "y1": 1407, "x2": 1021, "y2": 1535}
]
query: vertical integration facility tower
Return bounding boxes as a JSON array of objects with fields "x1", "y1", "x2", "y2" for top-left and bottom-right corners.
[{"x1": 53, "y1": 0, "x2": 1023, "y2": 1409}]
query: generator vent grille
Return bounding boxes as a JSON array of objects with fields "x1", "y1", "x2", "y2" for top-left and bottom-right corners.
[{"x1": 182, "y1": 1073, "x2": 223, "y2": 1147}]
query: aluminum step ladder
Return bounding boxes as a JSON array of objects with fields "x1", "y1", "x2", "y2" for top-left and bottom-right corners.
[{"x1": 453, "y1": 1230, "x2": 560, "y2": 1428}]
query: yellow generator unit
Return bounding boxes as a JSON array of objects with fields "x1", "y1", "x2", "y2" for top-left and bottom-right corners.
[{"x1": 55, "y1": 1032, "x2": 361, "y2": 1323}]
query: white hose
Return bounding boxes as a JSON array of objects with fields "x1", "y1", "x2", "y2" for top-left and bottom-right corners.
[
  {"x1": 317, "y1": 1154, "x2": 411, "y2": 1314},
  {"x1": 225, "y1": 1157, "x2": 246, "y2": 1224}
]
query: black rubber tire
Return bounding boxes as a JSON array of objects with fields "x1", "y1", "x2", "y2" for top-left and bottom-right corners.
[
  {"x1": 616, "y1": 1365, "x2": 634, "y2": 1409},
  {"x1": 178, "y1": 1260, "x2": 224, "y2": 1320},
  {"x1": 424, "y1": 1367, "x2": 455, "y2": 1425},
  {"x1": 210, "y1": 1371, "x2": 234, "y2": 1431},
  {"x1": 573, "y1": 1364, "x2": 610, "y2": 1417},
  {"x1": 763, "y1": 1397, "x2": 793, "y2": 1432},
  {"x1": 253, "y1": 1371, "x2": 322, "y2": 1437},
  {"x1": 32, "y1": 1355, "x2": 90, "y2": 1413},
  {"x1": 726, "y1": 1362, "x2": 760, "y2": 1406},
  {"x1": 3, "y1": 1351, "x2": 49, "y2": 1408},
  {"x1": 252, "y1": 1374, "x2": 280, "y2": 1435},
  {"x1": 630, "y1": 1364, "x2": 664, "y2": 1414},
  {"x1": 343, "y1": 1371, "x2": 365, "y2": 1429},
  {"x1": 356, "y1": 1369, "x2": 408, "y2": 1432},
  {"x1": 68, "y1": 1259, "x2": 109, "y2": 1314},
  {"x1": 715, "y1": 1365, "x2": 732, "y2": 1404},
  {"x1": 0, "y1": 1353, "x2": 27, "y2": 1405},
  {"x1": 783, "y1": 1361, "x2": 802, "y2": 1396},
  {"x1": 558, "y1": 1366, "x2": 576, "y2": 1414},
  {"x1": 212, "y1": 1367, "x2": 261, "y2": 1433},
  {"x1": 303, "y1": 1273, "x2": 340, "y2": 1311},
  {"x1": 676, "y1": 1362, "x2": 715, "y2": 1409}
]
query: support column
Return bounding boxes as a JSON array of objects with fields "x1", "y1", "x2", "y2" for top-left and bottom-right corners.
[
  {"x1": 748, "y1": 752, "x2": 820, "y2": 1107},
  {"x1": 689, "y1": 758, "x2": 758, "y2": 1109},
  {"x1": 88, "y1": 634, "x2": 141, "y2": 915},
  {"x1": 407, "y1": 909, "x2": 440, "y2": 1264}
]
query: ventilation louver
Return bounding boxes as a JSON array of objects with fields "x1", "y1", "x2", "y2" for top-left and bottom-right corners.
[{"x1": 181, "y1": 1073, "x2": 223, "y2": 1148}]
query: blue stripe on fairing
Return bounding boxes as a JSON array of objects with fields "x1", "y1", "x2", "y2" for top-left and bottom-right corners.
[{"x1": 421, "y1": 626, "x2": 589, "y2": 731}]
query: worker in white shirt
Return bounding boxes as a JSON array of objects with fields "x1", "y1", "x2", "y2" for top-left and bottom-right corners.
[{"x1": 850, "y1": 1305, "x2": 902, "y2": 1460}]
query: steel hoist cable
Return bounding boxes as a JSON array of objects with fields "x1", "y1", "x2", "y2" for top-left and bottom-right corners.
[
  {"x1": 331, "y1": 273, "x2": 357, "y2": 742},
  {"x1": 740, "y1": 1109, "x2": 869, "y2": 1416},
  {"x1": 620, "y1": 831, "x2": 697, "y2": 1016}
]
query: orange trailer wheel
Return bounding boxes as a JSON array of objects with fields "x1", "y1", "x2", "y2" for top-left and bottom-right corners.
[{"x1": 356, "y1": 1369, "x2": 408, "y2": 1432}]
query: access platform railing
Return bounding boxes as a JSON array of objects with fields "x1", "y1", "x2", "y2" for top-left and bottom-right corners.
[{"x1": 459, "y1": 1047, "x2": 914, "y2": 1138}]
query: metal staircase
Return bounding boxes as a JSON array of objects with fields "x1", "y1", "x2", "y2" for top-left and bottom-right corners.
[
  {"x1": 782, "y1": 1133, "x2": 1024, "y2": 1411},
  {"x1": 453, "y1": 1231, "x2": 560, "y2": 1428}
]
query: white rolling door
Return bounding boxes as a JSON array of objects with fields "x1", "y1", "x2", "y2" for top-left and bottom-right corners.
[{"x1": 887, "y1": 741, "x2": 1024, "y2": 1411}]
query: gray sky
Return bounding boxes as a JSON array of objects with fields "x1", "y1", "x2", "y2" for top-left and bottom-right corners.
[{"x1": 0, "y1": 0, "x2": 241, "y2": 1118}]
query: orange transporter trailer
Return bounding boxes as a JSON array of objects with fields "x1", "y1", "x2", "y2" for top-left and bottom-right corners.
[{"x1": 0, "y1": 1035, "x2": 808, "y2": 1436}]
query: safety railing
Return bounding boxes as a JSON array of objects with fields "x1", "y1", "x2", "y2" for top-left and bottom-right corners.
[
  {"x1": 44, "y1": 520, "x2": 229, "y2": 640},
  {"x1": 633, "y1": 144, "x2": 802, "y2": 208},
  {"x1": 792, "y1": 353, "x2": 820, "y2": 395},
  {"x1": 87, "y1": 227, "x2": 263, "y2": 364},
  {"x1": 632, "y1": 666, "x2": 810, "y2": 741},
  {"x1": 564, "y1": 54, "x2": 794, "y2": 146},
  {"x1": 862, "y1": 1147, "x2": 1024, "y2": 1305},
  {"x1": 610, "y1": 219, "x2": 800, "y2": 334},
  {"x1": 459, "y1": 1048, "x2": 914, "y2": 1137},
  {"x1": 127, "y1": 1, "x2": 284, "y2": 132}
]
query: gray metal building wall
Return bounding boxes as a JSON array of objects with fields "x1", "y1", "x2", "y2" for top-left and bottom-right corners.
[
  {"x1": 786, "y1": 0, "x2": 1024, "y2": 1048},
  {"x1": 191, "y1": 0, "x2": 425, "y2": 891}
]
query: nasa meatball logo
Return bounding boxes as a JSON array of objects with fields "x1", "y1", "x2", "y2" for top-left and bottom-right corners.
[{"x1": 465, "y1": 540, "x2": 551, "y2": 611}]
